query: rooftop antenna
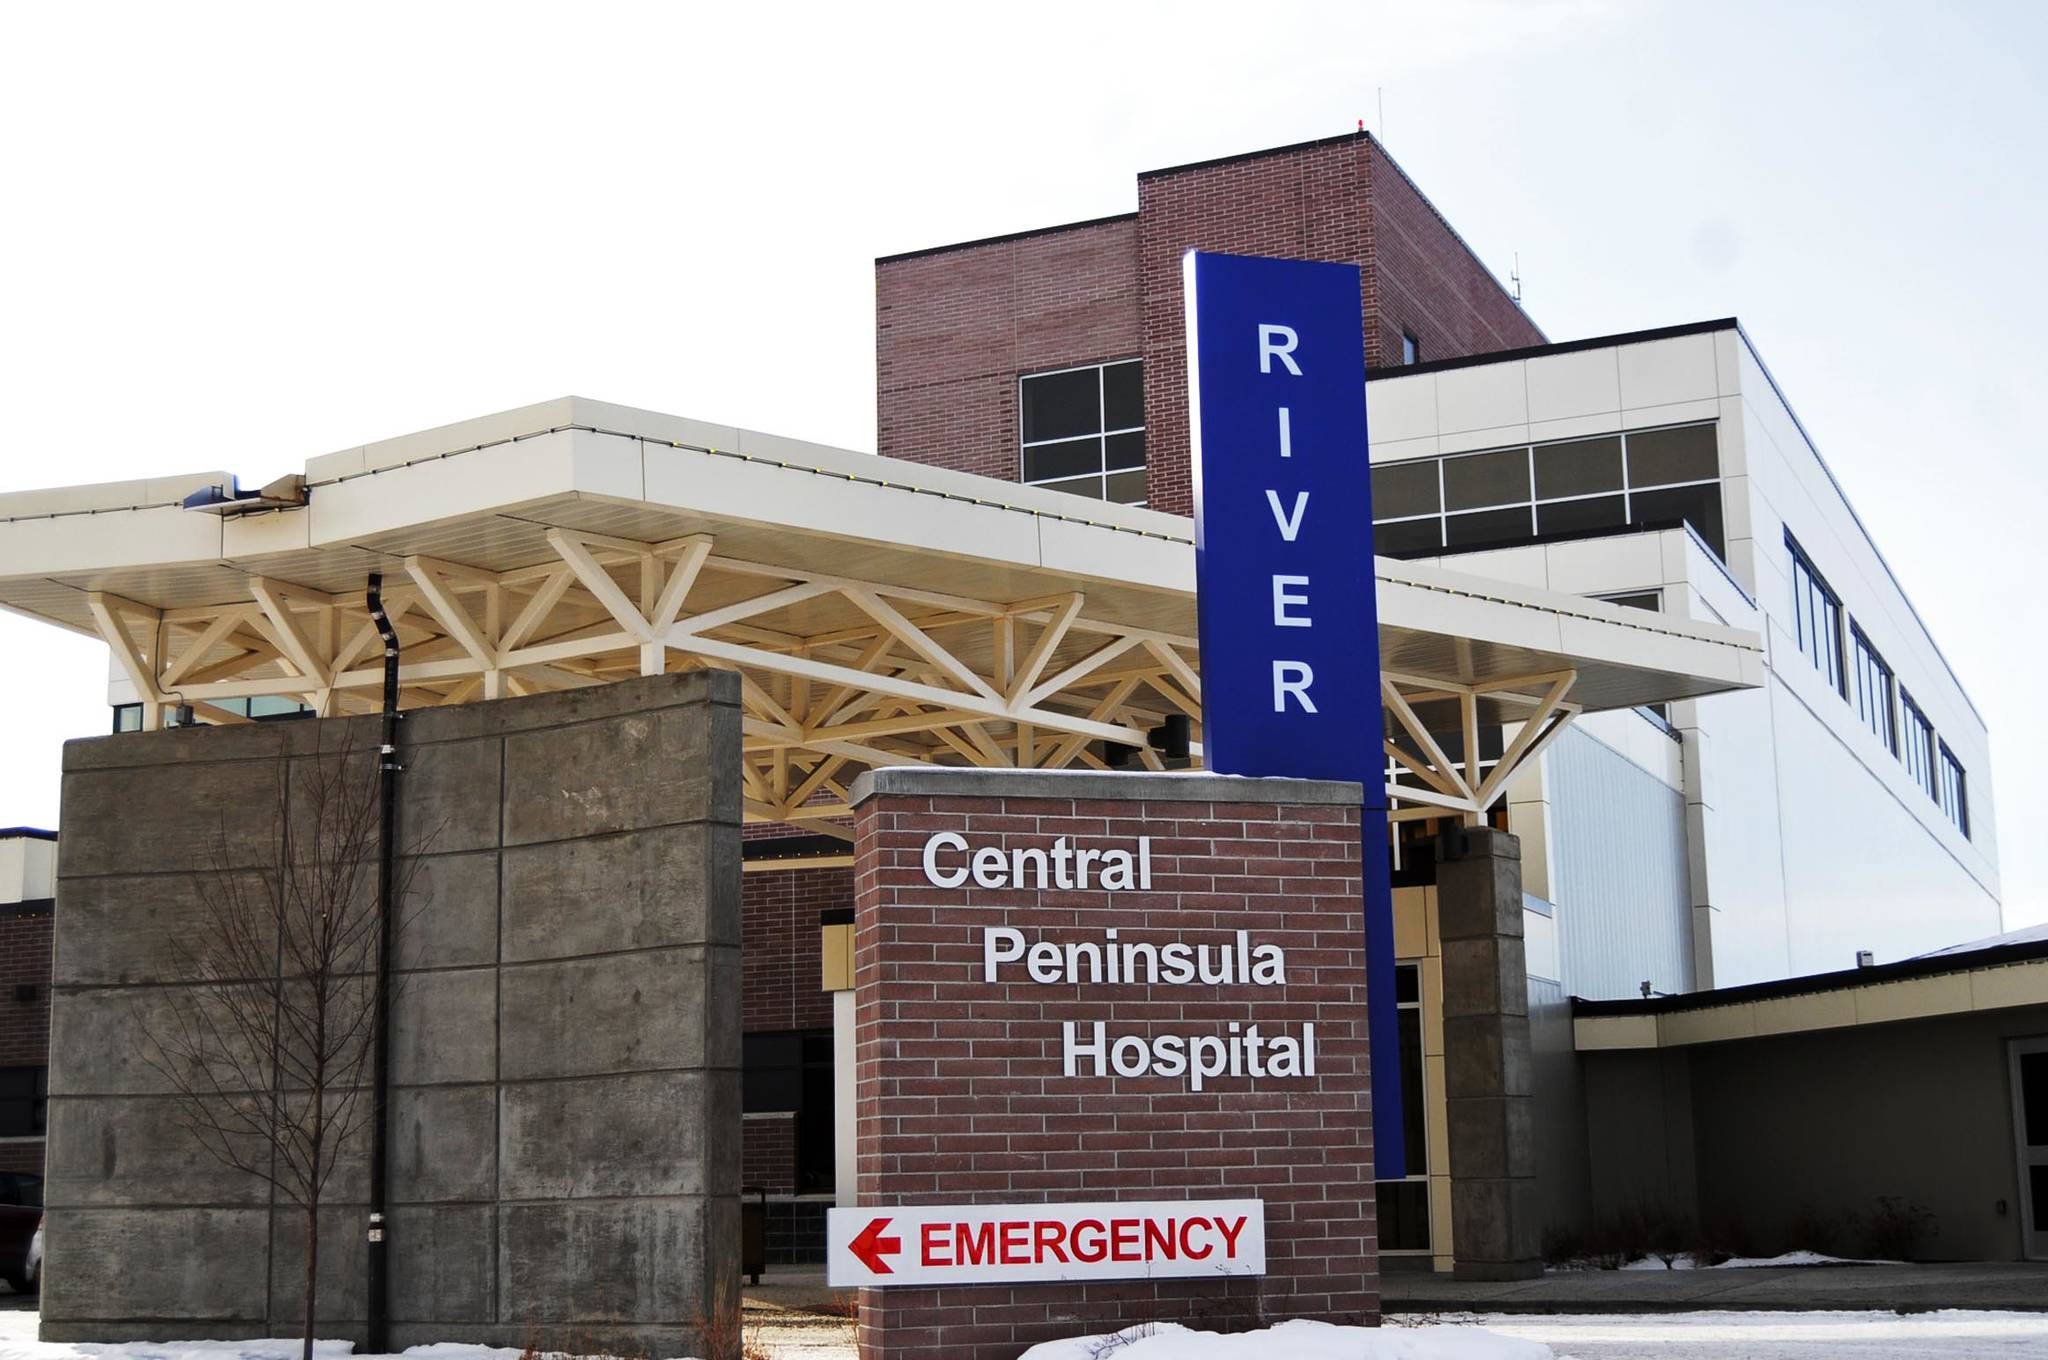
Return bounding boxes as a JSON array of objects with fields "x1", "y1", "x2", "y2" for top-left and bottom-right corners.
[
  {"x1": 1510, "y1": 252, "x2": 1523, "y2": 304},
  {"x1": 1377, "y1": 87, "x2": 1385, "y2": 142}
]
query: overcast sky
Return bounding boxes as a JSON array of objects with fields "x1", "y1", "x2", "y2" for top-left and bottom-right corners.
[{"x1": 2, "y1": 1, "x2": 2041, "y2": 928}]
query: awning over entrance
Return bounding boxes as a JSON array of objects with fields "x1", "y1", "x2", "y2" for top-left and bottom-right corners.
[{"x1": 0, "y1": 397, "x2": 1763, "y2": 831}]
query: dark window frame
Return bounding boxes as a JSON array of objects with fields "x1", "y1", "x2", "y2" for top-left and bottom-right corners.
[
  {"x1": 1374, "y1": 960, "x2": 1431, "y2": 1253},
  {"x1": 1786, "y1": 531, "x2": 1846, "y2": 697},
  {"x1": 1938, "y1": 742, "x2": 1970, "y2": 838},
  {"x1": 1850, "y1": 625, "x2": 1898, "y2": 755},
  {"x1": 1900, "y1": 689, "x2": 1937, "y2": 801},
  {"x1": 1019, "y1": 359, "x2": 1146, "y2": 506},
  {"x1": 1369, "y1": 422, "x2": 1725, "y2": 563},
  {"x1": 0, "y1": 1066, "x2": 47, "y2": 1139}
]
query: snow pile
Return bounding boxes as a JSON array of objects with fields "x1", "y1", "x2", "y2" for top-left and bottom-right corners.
[
  {"x1": 1019, "y1": 1318, "x2": 1553, "y2": 1359},
  {"x1": 1713, "y1": 1250, "x2": 1903, "y2": 1269},
  {"x1": 0, "y1": 1320, "x2": 695, "y2": 1360},
  {"x1": 1618, "y1": 1249, "x2": 1905, "y2": 1270}
]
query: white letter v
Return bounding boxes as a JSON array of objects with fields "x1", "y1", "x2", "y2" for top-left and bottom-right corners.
[{"x1": 1265, "y1": 489, "x2": 1309, "y2": 541}]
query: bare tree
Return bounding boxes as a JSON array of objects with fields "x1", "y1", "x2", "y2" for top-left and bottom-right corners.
[{"x1": 140, "y1": 723, "x2": 422, "y2": 1360}]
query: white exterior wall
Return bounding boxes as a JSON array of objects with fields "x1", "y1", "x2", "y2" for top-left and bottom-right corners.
[
  {"x1": 0, "y1": 835, "x2": 56, "y2": 904},
  {"x1": 1719, "y1": 336, "x2": 2000, "y2": 972},
  {"x1": 1368, "y1": 324, "x2": 2001, "y2": 992}
]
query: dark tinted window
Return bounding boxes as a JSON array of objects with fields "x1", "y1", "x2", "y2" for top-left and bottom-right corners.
[
  {"x1": 1021, "y1": 361, "x2": 1146, "y2": 504},
  {"x1": 1534, "y1": 437, "x2": 1623, "y2": 499},
  {"x1": 1444, "y1": 506, "x2": 1532, "y2": 549},
  {"x1": 1537, "y1": 494, "x2": 1628, "y2": 537},
  {"x1": 1627, "y1": 424, "x2": 1718, "y2": 487},
  {"x1": 2023, "y1": 1050, "x2": 2047, "y2": 1145},
  {"x1": 0, "y1": 1067, "x2": 46, "y2": 1139},
  {"x1": 1632, "y1": 483, "x2": 1724, "y2": 557},
  {"x1": 1020, "y1": 368, "x2": 1100, "y2": 443},
  {"x1": 1443, "y1": 449, "x2": 1529, "y2": 511},
  {"x1": 1373, "y1": 517, "x2": 1443, "y2": 556},
  {"x1": 1022, "y1": 438, "x2": 1101, "y2": 483},
  {"x1": 1372, "y1": 461, "x2": 1440, "y2": 519},
  {"x1": 1101, "y1": 361, "x2": 1144, "y2": 430}
]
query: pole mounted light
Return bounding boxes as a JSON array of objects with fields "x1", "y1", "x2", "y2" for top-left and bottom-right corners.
[{"x1": 365, "y1": 574, "x2": 403, "y2": 1354}]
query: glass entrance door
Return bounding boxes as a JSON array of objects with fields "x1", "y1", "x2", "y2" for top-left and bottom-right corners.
[{"x1": 2013, "y1": 1037, "x2": 2048, "y2": 1260}]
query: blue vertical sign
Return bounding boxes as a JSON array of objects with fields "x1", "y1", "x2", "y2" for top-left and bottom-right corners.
[{"x1": 1183, "y1": 250, "x2": 1403, "y2": 1180}]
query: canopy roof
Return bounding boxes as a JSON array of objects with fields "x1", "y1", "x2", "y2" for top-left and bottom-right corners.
[{"x1": 0, "y1": 397, "x2": 1763, "y2": 829}]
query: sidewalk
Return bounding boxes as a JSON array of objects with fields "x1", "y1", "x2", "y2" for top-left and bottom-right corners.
[{"x1": 1383, "y1": 1261, "x2": 2048, "y2": 1314}]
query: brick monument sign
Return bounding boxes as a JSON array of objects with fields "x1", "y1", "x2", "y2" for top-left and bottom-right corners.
[{"x1": 847, "y1": 767, "x2": 1378, "y2": 1358}]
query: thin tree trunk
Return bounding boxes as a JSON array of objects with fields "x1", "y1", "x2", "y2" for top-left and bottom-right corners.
[{"x1": 303, "y1": 1200, "x2": 318, "y2": 1360}]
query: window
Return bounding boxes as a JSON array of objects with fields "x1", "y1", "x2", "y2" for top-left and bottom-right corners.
[
  {"x1": 1939, "y1": 743, "x2": 1970, "y2": 837},
  {"x1": 1786, "y1": 533, "x2": 1845, "y2": 695},
  {"x1": 1020, "y1": 360, "x2": 1145, "y2": 505},
  {"x1": 1900, "y1": 690, "x2": 1937, "y2": 801},
  {"x1": 1400, "y1": 330, "x2": 1420, "y2": 365},
  {"x1": 1375, "y1": 962, "x2": 1431, "y2": 1252},
  {"x1": 0, "y1": 1067, "x2": 45, "y2": 1138},
  {"x1": 743, "y1": 1030, "x2": 836, "y2": 1194},
  {"x1": 1850, "y1": 626, "x2": 1897, "y2": 754},
  {"x1": 1369, "y1": 422, "x2": 1724, "y2": 561}
]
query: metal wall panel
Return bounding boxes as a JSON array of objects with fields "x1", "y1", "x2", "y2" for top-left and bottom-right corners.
[{"x1": 1547, "y1": 724, "x2": 1694, "y2": 999}]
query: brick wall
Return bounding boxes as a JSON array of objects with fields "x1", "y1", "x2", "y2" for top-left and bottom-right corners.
[
  {"x1": 851, "y1": 769, "x2": 1376, "y2": 1359},
  {"x1": 875, "y1": 132, "x2": 1544, "y2": 518},
  {"x1": 742, "y1": 1111, "x2": 797, "y2": 1196},
  {"x1": 0, "y1": 910, "x2": 52, "y2": 1176},
  {"x1": 876, "y1": 216, "x2": 1140, "y2": 481},
  {"x1": 1134, "y1": 137, "x2": 1373, "y2": 517},
  {"x1": 742, "y1": 865, "x2": 846, "y2": 1035}
]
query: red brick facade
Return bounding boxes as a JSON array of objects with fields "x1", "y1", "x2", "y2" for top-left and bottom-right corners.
[
  {"x1": 742, "y1": 1111, "x2": 798, "y2": 1196},
  {"x1": 851, "y1": 774, "x2": 1375, "y2": 1358},
  {"x1": 0, "y1": 910, "x2": 52, "y2": 1175},
  {"x1": 741, "y1": 865, "x2": 846, "y2": 1035},
  {"x1": 875, "y1": 131, "x2": 1544, "y2": 517}
]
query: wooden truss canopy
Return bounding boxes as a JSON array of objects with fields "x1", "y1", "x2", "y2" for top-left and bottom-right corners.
[{"x1": 85, "y1": 532, "x2": 1571, "y2": 835}]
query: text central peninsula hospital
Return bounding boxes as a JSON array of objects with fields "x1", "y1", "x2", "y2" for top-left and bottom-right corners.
[{"x1": 0, "y1": 129, "x2": 2038, "y2": 1297}]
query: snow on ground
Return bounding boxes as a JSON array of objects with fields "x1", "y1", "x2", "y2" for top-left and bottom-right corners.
[
  {"x1": 1019, "y1": 1319, "x2": 1552, "y2": 1358},
  {"x1": 1617, "y1": 1250, "x2": 1903, "y2": 1271},
  {"x1": 0, "y1": 1316, "x2": 673, "y2": 1360},
  {"x1": 1470, "y1": 1310, "x2": 2048, "y2": 1359}
]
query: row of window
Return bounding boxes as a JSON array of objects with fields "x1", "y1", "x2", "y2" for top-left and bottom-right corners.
[
  {"x1": 1368, "y1": 423, "x2": 1726, "y2": 560},
  {"x1": 1788, "y1": 532, "x2": 1968, "y2": 836},
  {"x1": 113, "y1": 695, "x2": 312, "y2": 732},
  {"x1": 1017, "y1": 337, "x2": 1430, "y2": 510}
]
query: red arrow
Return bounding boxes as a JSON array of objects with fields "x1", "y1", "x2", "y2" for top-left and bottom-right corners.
[{"x1": 849, "y1": 1216, "x2": 901, "y2": 1275}]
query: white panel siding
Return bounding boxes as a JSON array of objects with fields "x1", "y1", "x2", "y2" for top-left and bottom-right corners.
[{"x1": 1548, "y1": 725, "x2": 1695, "y2": 1000}]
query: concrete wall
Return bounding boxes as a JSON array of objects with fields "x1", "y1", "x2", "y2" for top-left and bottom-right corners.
[
  {"x1": 1584, "y1": 1003, "x2": 2048, "y2": 1260},
  {"x1": 44, "y1": 672, "x2": 743, "y2": 1352}
]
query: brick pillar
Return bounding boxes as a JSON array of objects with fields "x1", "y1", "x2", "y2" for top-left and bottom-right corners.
[
  {"x1": 1435, "y1": 827, "x2": 1541, "y2": 1280},
  {"x1": 851, "y1": 768, "x2": 1378, "y2": 1359}
]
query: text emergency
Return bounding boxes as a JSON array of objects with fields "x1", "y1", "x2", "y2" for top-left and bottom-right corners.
[{"x1": 827, "y1": 1199, "x2": 1267, "y2": 1287}]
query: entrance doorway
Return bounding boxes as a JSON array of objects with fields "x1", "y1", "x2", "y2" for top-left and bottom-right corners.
[{"x1": 2014, "y1": 1036, "x2": 2048, "y2": 1260}]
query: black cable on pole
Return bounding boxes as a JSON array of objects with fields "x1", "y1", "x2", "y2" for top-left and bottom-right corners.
[{"x1": 365, "y1": 573, "x2": 402, "y2": 1354}]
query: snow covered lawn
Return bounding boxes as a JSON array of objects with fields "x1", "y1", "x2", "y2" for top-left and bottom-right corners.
[
  {"x1": 7, "y1": 1306, "x2": 2048, "y2": 1360},
  {"x1": 1020, "y1": 1319, "x2": 1552, "y2": 1358},
  {"x1": 1476, "y1": 1309, "x2": 2048, "y2": 1358}
]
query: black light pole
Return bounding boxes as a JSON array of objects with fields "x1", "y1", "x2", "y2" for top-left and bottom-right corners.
[{"x1": 365, "y1": 574, "x2": 402, "y2": 1354}]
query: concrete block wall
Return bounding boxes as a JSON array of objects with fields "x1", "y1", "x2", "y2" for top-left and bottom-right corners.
[
  {"x1": 43, "y1": 672, "x2": 743, "y2": 1353},
  {"x1": 851, "y1": 768, "x2": 1377, "y2": 1359}
]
